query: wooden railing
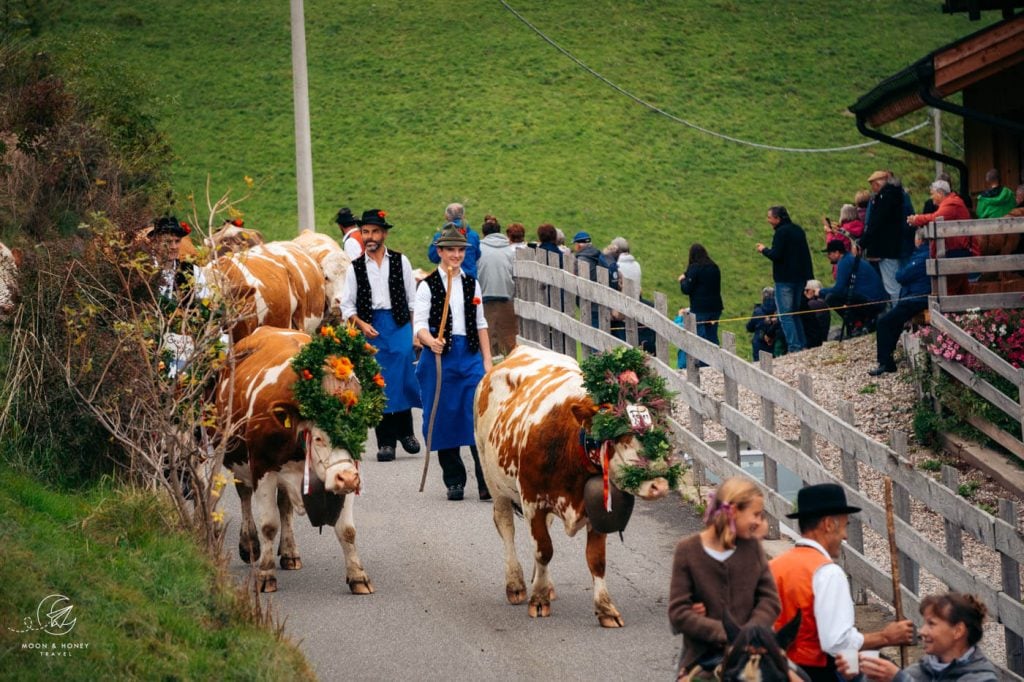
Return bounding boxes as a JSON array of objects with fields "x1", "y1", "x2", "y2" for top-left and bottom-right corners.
[{"x1": 513, "y1": 247, "x2": 1024, "y2": 680}]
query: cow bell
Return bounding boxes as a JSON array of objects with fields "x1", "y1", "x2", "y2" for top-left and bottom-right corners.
[
  {"x1": 302, "y1": 467, "x2": 344, "y2": 530},
  {"x1": 583, "y1": 475, "x2": 635, "y2": 534}
]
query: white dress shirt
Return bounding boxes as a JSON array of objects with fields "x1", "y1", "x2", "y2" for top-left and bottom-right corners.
[
  {"x1": 413, "y1": 269, "x2": 487, "y2": 337},
  {"x1": 340, "y1": 248, "x2": 417, "y2": 321},
  {"x1": 796, "y1": 538, "x2": 865, "y2": 655}
]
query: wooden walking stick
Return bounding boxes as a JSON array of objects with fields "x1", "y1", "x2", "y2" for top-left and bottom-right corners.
[
  {"x1": 884, "y1": 477, "x2": 909, "y2": 668},
  {"x1": 419, "y1": 264, "x2": 456, "y2": 492}
]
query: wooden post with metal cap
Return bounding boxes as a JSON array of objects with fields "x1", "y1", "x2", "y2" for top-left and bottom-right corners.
[{"x1": 419, "y1": 264, "x2": 456, "y2": 492}]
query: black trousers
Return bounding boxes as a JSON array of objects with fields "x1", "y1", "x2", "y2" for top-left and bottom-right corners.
[
  {"x1": 801, "y1": 659, "x2": 840, "y2": 682},
  {"x1": 438, "y1": 446, "x2": 487, "y2": 493},
  {"x1": 374, "y1": 409, "x2": 414, "y2": 448},
  {"x1": 876, "y1": 299, "x2": 927, "y2": 366}
]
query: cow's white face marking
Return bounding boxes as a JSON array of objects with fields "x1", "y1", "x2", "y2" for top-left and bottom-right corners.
[{"x1": 608, "y1": 435, "x2": 671, "y2": 501}]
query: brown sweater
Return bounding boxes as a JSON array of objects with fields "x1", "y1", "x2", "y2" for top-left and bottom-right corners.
[{"x1": 668, "y1": 533, "x2": 782, "y2": 670}]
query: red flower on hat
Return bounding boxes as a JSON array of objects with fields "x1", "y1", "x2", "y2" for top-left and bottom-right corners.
[
  {"x1": 458, "y1": 228, "x2": 466, "y2": 236},
  {"x1": 180, "y1": 222, "x2": 191, "y2": 235},
  {"x1": 231, "y1": 218, "x2": 244, "y2": 227},
  {"x1": 378, "y1": 210, "x2": 387, "y2": 219}
]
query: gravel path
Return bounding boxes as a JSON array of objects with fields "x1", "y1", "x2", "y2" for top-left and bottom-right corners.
[{"x1": 675, "y1": 334, "x2": 1023, "y2": 669}]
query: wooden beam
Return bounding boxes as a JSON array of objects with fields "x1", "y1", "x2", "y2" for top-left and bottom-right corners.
[{"x1": 934, "y1": 15, "x2": 1024, "y2": 94}]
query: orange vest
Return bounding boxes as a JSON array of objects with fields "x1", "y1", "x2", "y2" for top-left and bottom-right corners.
[{"x1": 770, "y1": 545, "x2": 832, "y2": 668}]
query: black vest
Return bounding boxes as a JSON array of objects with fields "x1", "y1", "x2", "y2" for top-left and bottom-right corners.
[
  {"x1": 352, "y1": 250, "x2": 410, "y2": 326},
  {"x1": 425, "y1": 269, "x2": 480, "y2": 354}
]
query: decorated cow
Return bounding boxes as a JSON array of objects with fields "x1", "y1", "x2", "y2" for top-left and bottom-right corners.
[
  {"x1": 205, "y1": 241, "x2": 325, "y2": 342},
  {"x1": 475, "y1": 345, "x2": 681, "y2": 627},
  {"x1": 216, "y1": 324, "x2": 385, "y2": 593},
  {"x1": 293, "y1": 229, "x2": 351, "y2": 317},
  {"x1": 204, "y1": 218, "x2": 266, "y2": 257}
]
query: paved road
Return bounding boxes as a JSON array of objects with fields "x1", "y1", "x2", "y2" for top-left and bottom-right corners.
[{"x1": 224, "y1": 409, "x2": 703, "y2": 681}]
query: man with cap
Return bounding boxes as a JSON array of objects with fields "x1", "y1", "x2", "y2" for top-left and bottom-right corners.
[
  {"x1": 860, "y1": 170, "x2": 909, "y2": 304},
  {"x1": 770, "y1": 483, "x2": 915, "y2": 682},
  {"x1": 335, "y1": 207, "x2": 363, "y2": 260},
  {"x1": 341, "y1": 208, "x2": 421, "y2": 462},
  {"x1": 819, "y1": 239, "x2": 886, "y2": 337},
  {"x1": 427, "y1": 203, "x2": 482, "y2": 278},
  {"x1": 572, "y1": 231, "x2": 620, "y2": 290},
  {"x1": 414, "y1": 224, "x2": 492, "y2": 501}
]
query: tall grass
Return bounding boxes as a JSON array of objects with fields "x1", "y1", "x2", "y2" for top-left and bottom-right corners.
[{"x1": 43, "y1": 0, "x2": 989, "y2": 346}]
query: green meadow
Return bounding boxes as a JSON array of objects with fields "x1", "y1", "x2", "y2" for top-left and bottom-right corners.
[{"x1": 47, "y1": 1, "x2": 987, "y2": 343}]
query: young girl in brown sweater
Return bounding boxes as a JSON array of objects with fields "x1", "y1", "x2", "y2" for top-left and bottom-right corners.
[{"x1": 669, "y1": 476, "x2": 781, "y2": 680}]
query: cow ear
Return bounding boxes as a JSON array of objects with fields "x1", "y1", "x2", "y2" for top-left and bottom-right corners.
[
  {"x1": 570, "y1": 401, "x2": 599, "y2": 425},
  {"x1": 10, "y1": 247, "x2": 23, "y2": 267},
  {"x1": 270, "y1": 401, "x2": 299, "y2": 430},
  {"x1": 775, "y1": 609, "x2": 802, "y2": 650},
  {"x1": 723, "y1": 609, "x2": 741, "y2": 643}
]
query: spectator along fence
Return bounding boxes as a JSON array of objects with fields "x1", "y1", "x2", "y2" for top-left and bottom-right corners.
[
  {"x1": 913, "y1": 215, "x2": 1024, "y2": 465},
  {"x1": 514, "y1": 246, "x2": 1024, "y2": 681}
]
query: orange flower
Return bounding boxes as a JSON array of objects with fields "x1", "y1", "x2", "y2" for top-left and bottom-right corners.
[
  {"x1": 372, "y1": 373, "x2": 385, "y2": 388},
  {"x1": 338, "y1": 390, "x2": 359, "y2": 408},
  {"x1": 364, "y1": 343, "x2": 377, "y2": 355},
  {"x1": 472, "y1": 296, "x2": 481, "y2": 305},
  {"x1": 319, "y1": 325, "x2": 335, "y2": 338},
  {"x1": 346, "y1": 321, "x2": 359, "y2": 338},
  {"x1": 301, "y1": 369, "x2": 314, "y2": 381},
  {"x1": 326, "y1": 355, "x2": 354, "y2": 380}
]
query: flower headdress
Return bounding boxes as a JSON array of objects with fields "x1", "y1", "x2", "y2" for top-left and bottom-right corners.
[
  {"x1": 580, "y1": 346, "x2": 682, "y2": 492},
  {"x1": 290, "y1": 323, "x2": 386, "y2": 460}
]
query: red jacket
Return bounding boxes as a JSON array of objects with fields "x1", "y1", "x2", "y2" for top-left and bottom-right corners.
[{"x1": 910, "y1": 193, "x2": 977, "y2": 255}]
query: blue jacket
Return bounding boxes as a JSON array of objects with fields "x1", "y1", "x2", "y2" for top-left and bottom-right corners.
[
  {"x1": 821, "y1": 253, "x2": 886, "y2": 302},
  {"x1": 896, "y1": 243, "x2": 931, "y2": 302},
  {"x1": 428, "y1": 220, "x2": 482, "y2": 278}
]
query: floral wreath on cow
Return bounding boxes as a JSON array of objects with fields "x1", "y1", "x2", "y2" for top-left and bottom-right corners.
[
  {"x1": 290, "y1": 323, "x2": 386, "y2": 461},
  {"x1": 580, "y1": 346, "x2": 682, "y2": 492}
]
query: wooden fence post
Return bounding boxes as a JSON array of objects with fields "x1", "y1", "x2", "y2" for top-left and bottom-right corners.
[
  {"x1": 723, "y1": 333, "x2": 740, "y2": 466},
  {"x1": 838, "y1": 401, "x2": 866, "y2": 604},
  {"x1": 686, "y1": 313, "x2": 705, "y2": 484},
  {"x1": 940, "y1": 465, "x2": 964, "y2": 572},
  {"x1": 759, "y1": 351, "x2": 780, "y2": 540},
  {"x1": 653, "y1": 292, "x2": 669, "y2": 365},
  {"x1": 891, "y1": 430, "x2": 920, "y2": 595},
  {"x1": 798, "y1": 375, "x2": 823, "y2": 481},
  {"x1": 1000, "y1": 499, "x2": 1024, "y2": 676}
]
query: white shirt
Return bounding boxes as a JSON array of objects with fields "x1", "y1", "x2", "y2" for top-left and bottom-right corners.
[
  {"x1": 340, "y1": 248, "x2": 417, "y2": 321},
  {"x1": 341, "y1": 227, "x2": 363, "y2": 260},
  {"x1": 413, "y1": 270, "x2": 487, "y2": 337},
  {"x1": 797, "y1": 538, "x2": 865, "y2": 655}
]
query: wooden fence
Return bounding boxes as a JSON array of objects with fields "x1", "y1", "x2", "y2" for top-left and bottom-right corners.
[
  {"x1": 513, "y1": 247, "x2": 1024, "y2": 680},
  {"x1": 921, "y1": 215, "x2": 1024, "y2": 461}
]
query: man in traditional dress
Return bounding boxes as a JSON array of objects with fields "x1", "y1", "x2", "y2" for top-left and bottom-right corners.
[{"x1": 341, "y1": 209, "x2": 421, "y2": 462}]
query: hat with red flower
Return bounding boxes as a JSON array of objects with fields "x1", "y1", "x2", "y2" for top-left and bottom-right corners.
[
  {"x1": 152, "y1": 215, "x2": 190, "y2": 238},
  {"x1": 359, "y1": 208, "x2": 393, "y2": 229}
]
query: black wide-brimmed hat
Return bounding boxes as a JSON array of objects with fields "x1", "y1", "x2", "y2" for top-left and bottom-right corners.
[
  {"x1": 335, "y1": 207, "x2": 359, "y2": 228},
  {"x1": 434, "y1": 223, "x2": 468, "y2": 248},
  {"x1": 786, "y1": 483, "x2": 861, "y2": 519},
  {"x1": 360, "y1": 208, "x2": 392, "y2": 229},
  {"x1": 152, "y1": 215, "x2": 190, "y2": 238}
]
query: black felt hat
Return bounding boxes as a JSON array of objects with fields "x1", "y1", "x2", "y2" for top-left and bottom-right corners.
[
  {"x1": 335, "y1": 207, "x2": 359, "y2": 228},
  {"x1": 152, "y1": 216, "x2": 190, "y2": 238},
  {"x1": 786, "y1": 483, "x2": 861, "y2": 519},
  {"x1": 359, "y1": 208, "x2": 393, "y2": 229}
]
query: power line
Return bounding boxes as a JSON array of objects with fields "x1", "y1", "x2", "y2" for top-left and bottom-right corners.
[{"x1": 499, "y1": 0, "x2": 931, "y2": 154}]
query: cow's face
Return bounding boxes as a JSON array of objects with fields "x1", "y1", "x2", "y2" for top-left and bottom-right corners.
[
  {"x1": 302, "y1": 424, "x2": 360, "y2": 495},
  {"x1": 321, "y1": 252, "x2": 350, "y2": 316},
  {"x1": 607, "y1": 435, "x2": 670, "y2": 501}
]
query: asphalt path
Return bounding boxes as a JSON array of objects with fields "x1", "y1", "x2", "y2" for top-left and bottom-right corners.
[{"x1": 224, "y1": 408, "x2": 703, "y2": 681}]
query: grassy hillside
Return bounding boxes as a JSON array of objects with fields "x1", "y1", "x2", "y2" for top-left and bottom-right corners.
[
  {"x1": 45, "y1": 0, "x2": 989, "y2": 346},
  {"x1": 0, "y1": 469, "x2": 314, "y2": 681}
]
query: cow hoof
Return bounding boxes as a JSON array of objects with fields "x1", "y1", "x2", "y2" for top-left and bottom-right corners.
[
  {"x1": 506, "y1": 586, "x2": 526, "y2": 605},
  {"x1": 258, "y1": 575, "x2": 278, "y2": 593},
  {"x1": 528, "y1": 599, "x2": 551, "y2": 618},
  {"x1": 548, "y1": 586, "x2": 557, "y2": 601},
  {"x1": 598, "y1": 613, "x2": 624, "y2": 628},
  {"x1": 280, "y1": 556, "x2": 302, "y2": 570},
  {"x1": 346, "y1": 577, "x2": 375, "y2": 595},
  {"x1": 239, "y1": 540, "x2": 259, "y2": 564}
]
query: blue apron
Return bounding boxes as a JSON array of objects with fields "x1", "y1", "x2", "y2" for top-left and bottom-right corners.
[
  {"x1": 370, "y1": 309, "x2": 421, "y2": 413},
  {"x1": 416, "y1": 335, "x2": 483, "y2": 451}
]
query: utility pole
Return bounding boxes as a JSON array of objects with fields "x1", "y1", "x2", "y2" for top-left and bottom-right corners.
[
  {"x1": 290, "y1": 0, "x2": 316, "y2": 233},
  {"x1": 932, "y1": 108, "x2": 943, "y2": 178}
]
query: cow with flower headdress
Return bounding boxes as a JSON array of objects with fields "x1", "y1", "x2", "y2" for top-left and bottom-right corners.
[
  {"x1": 474, "y1": 345, "x2": 682, "y2": 627},
  {"x1": 216, "y1": 323, "x2": 385, "y2": 593}
]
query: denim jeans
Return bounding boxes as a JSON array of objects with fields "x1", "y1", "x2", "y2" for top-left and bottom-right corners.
[
  {"x1": 878, "y1": 258, "x2": 900, "y2": 304},
  {"x1": 775, "y1": 282, "x2": 805, "y2": 352},
  {"x1": 678, "y1": 310, "x2": 721, "y2": 369}
]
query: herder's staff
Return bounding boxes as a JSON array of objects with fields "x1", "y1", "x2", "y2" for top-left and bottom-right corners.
[
  {"x1": 419, "y1": 264, "x2": 456, "y2": 492},
  {"x1": 884, "y1": 477, "x2": 909, "y2": 668}
]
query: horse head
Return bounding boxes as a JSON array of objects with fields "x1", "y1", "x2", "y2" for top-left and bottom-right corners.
[{"x1": 717, "y1": 610, "x2": 806, "y2": 682}]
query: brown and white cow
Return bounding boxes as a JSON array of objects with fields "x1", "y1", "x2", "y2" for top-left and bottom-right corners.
[
  {"x1": 474, "y1": 345, "x2": 671, "y2": 628},
  {"x1": 0, "y1": 241, "x2": 22, "y2": 322},
  {"x1": 205, "y1": 241, "x2": 325, "y2": 342},
  {"x1": 204, "y1": 220, "x2": 266, "y2": 257},
  {"x1": 216, "y1": 326, "x2": 372, "y2": 594},
  {"x1": 292, "y1": 229, "x2": 351, "y2": 317}
]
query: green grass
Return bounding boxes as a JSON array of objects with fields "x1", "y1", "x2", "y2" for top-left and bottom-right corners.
[
  {"x1": 41, "y1": 1, "x2": 991, "y2": 347},
  {"x1": 0, "y1": 470, "x2": 314, "y2": 681}
]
